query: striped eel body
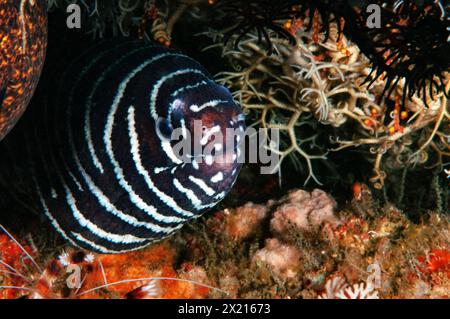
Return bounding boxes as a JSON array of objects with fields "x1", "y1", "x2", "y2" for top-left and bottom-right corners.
[{"x1": 0, "y1": 40, "x2": 245, "y2": 253}]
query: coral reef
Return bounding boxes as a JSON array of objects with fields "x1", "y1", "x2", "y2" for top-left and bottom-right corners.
[
  {"x1": 1, "y1": 187, "x2": 449, "y2": 299},
  {"x1": 177, "y1": 187, "x2": 450, "y2": 299},
  {"x1": 270, "y1": 189, "x2": 339, "y2": 235},
  {"x1": 319, "y1": 276, "x2": 379, "y2": 299},
  {"x1": 221, "y1": 203, "x2": 269, "y2": 241},
  {"x1": 0, "y1": 0, "x2": 447, "y2": 300},
  {"x1": 0, "y1": 237, "x2": 217, "y2": 299},
  {"x1": 252, "y1": 238, "x2": 302, "y2": 280}
]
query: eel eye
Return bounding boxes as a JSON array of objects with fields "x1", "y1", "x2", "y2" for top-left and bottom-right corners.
[{"x1": 156, "y1": 117, "x2": 173, "y2": 140}]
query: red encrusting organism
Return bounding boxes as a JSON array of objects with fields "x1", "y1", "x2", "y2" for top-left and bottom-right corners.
[
  {"x1": 417, "y1": 248, "x2": 450, "y2": 279},
  {"x1": 0, "y1": 225, "x2": 220, "y2": 299}
]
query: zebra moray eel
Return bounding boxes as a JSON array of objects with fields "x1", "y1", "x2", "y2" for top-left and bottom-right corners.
[{"x1": 0, "y1": 40, "x2": 245, "y2": 253}]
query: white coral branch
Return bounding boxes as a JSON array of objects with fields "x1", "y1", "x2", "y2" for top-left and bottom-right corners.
[
  {"x1": 319, "y1": 276, "x2": 380, "y2": 299},
  {"x1": 335, "y1": 282, "x2": 379, "y2": 299}
]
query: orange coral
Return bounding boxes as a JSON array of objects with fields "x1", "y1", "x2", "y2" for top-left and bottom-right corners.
[
  {"x1": 77, "y1": 242, "x2": 211, "y2": 299},
  {"x1": 0, "y1": 233, "x2": 34, "y2": 299},
  {"x1": 0, "y1": 232, "x2": 214, "y2": 299},
  {"x1": 79, "y1": 243, "x2": 170, "y2": 298}
]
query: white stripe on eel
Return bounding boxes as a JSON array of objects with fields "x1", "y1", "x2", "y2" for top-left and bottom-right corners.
[
  {"x1": 170, "y1": 80, "x2": 209, "y2": 98},
  {"x1": 26, "y1": 131, "x2": 81, "y2": 249},
  {"x1": 189, "y1": 100, "x2": 229, "y2": 112},
  {"x1": 84, "y1": 75, "x2": 106, "y2": 174},
  {"x1": 71, "y1": 146, "x2": 183, "y2": 233},
  {"x1": 188, "y1": 175, "x2": 215, "y2": 196},
  {"x1": 64, "y1": 183, "x2": 148, "y2": 244},
  {"x1": 150, "y1": 68, "x2": 205, "y2": 120},
  {"x1": 103, "y1": 53, "x2": 195, "y2": 218},
  {"x1": 71, "y1": 232, "x2": 135, "y2": 254},
  {"x1": 67, "y1": 100, "x2": 182, "y2": 232},
  {"x1": 173, "y1": 178, "x2": 216, "y2": 210},
  {"x1": 83, "y1": 46, "x2": 149, "y2": 175},
  {"x1": 34, "y1": 178, "x2": 80, "y2": 249},
  {"x1": 126, "y1": 105, "x2": 196, "y2": 218}
]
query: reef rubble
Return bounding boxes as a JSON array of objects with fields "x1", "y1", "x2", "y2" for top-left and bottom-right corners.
[{"x1": 1, "y1": 187, "x2": 448, "y2": 299}]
